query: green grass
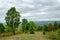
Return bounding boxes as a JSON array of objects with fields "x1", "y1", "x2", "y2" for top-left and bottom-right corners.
[
  {"x1": 47, "y1": 29, "x2": 60, "y2": 40},
  {"x1": 0, "y1": 32, "x2": 51, "y2": 40},
  {"x1": 47, "y1": 32, "x2": 57, "y2": 40}
]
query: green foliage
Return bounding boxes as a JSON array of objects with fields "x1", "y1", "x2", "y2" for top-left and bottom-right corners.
[
  {"x1": 58, "y1": 23, "x2": 60, "y2": 29},
  {"x1": 5, "y1": 7, "x2": 20, "y2": 28},
  {"x1": 22, "y1": 18, "x2": 28, "y2": 25},
  {"x1": 42, "y1": 24, "x2": 48, "y2": 35},
  {"x1": 30, "y1": 26, "x2": 35, "y2": 34},
  {"x1": 29, "y1": 21, "x2": 37, "y2": 34},
  {"x1": 37, "y1": 26, "x2": 42, "y2": 31},
  {"x1": 48, "y1": 32, "x2": 56, "y2": 40},
  {"x1": 5, "y1": 7, "x2": 20, "y2": 35},
  {"x1": 21, "y1": 20, "x2": 37, "y2": 34},
  {"x1": 53, "y1": 22, "x2": 58, "y2": 31},
  {"x1": 29, "y1": 21, "x2": 37, "y2": 31},
  {"x1": 43, "y1": 24, "x2": 48, "y2": 32},
  {"x1": 48, "y1": 29, "x2": 60, "y2": 40},
  {"x1": 56, "y1": 29, "x2": 60, "y2": 40},
  {"x1": 0, "y1": 23, "x2": 5, "y2": 33},
  {"x1": 5, "y1": 26, "x2": 12, "y2": 32},
  {"x1": 15, "y1": 28, "x2": 23, "y2": 34},
  {"x1": 48, "y1": 23, "x2": 53, "y2": 31},
  {"x1": 57, "y1": 29, "x2": 60, "y2": 35},
  {"x1": 22, "y1": 18, "x2": 28, "y2": 32},
  {"x1": 25, "y1": 23, "x2": 30, "y2": 31}
]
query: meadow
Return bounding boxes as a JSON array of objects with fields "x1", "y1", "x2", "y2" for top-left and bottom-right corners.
[
  {"x1": 0, "y1": 32, "x2": 51, "y2": 40},
  {"x1": 0, "y1": 7, "x2": 60, "y2": 40}
]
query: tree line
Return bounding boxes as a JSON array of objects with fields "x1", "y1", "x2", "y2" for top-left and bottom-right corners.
[{"x1": 0, "y1": 7, "x2": 60, "y2": 35}]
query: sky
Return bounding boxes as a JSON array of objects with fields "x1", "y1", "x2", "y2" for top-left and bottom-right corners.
[{"x1": 0, "y1": 0, "x2": 60, "y2": 23}]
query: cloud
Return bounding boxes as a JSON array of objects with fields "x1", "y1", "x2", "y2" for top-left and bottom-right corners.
[{"x1": 0, "y1": 0, "x2": 60, "y2": 22}]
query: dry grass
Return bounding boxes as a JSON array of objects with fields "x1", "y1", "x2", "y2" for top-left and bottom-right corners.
[{"x1": 0, "y1": 32, "x2": 51, "y2": 40}]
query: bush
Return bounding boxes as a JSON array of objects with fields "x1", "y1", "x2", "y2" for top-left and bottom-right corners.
[
  {"x1": 43, "y1": 24, "x2": 48, "y2": 32},
  {"x1": 43, "y1": 31, "x2": 45, "y2": 35},
  {"x1": 57, "y1": 29, "x2": 60, "y2": 35},
  {"x1": 56, "y1": 29, "x2": 60, "y2": 40},
  {"x1": 0, "y1": 23, "x2": 5, "y2": 33},
  {"x1": 30, "y1": 31, "x2": 35, "y2": 34},
  {"x1": 5, "y1": 26, "x2": 12, "y2": 32},
  {"x1": 15, "y1": 29, "x2": 23, "y2": 34},
  {"x1": 47, "y1": 29, "x2": 60, "y2": 40},
  {"x1": 47, "y1": 32, "x2": 56, "y2": 40}
]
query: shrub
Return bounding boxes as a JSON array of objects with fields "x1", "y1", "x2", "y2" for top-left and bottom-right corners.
[
  {"x1": 47, "y1": 29, "x2": 60, "y2": 40},
  {"x1": 15, "y1": 29, "x2": 23, "y2": 34},
  {"x1": 5, "y1": 26, "x2": 12, "y2": 32},
  {"x1": 43, "y1": 24, "x2": 48, "y2": 32},
  {"x1": 0, "y1": 23, "x2": 5, "y2": 33},
  {"x1": 30, "y1": 26, "x2": 35, "y2": 34},
  {"x1": 43, "y1": 31, "x2": 45, "y2": 35},
  {"x1": 47, "y1": 32, "x2": 56, "y2": 40},
  {"x1": 30, "y1": 31, "x2": 35, "y2": 34},
  {"x1": 57, "y1": 29, "x2": 60, "y2": 35},
  {"x1": 56, "y1": 29, "x2": 60, "y2": 40}
]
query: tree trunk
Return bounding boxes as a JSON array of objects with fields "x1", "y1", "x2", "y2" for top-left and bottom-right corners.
[
  {"x1": 12, "y1": 19, "x2": 15, "y2": 35},
  {"x1": 12, "y1": 27, "x2": 15, "y2": 35}
]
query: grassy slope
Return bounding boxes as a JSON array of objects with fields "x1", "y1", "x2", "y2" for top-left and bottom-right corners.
[{"x1": 0, "y1": 32, "x2": 51, "y2": 40}]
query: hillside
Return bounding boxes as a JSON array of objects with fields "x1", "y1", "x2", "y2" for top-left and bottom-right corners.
[
  {"x1": 0, "y1": 32, "x2": 50, "y2": 40},
  {"x1": 35, "y1": 21, "x2": 60, "y2": 26}
]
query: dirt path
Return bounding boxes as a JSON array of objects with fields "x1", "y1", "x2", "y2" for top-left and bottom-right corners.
[{"x1": 0, "y1": 32, "x2": 51, "y2": 40}]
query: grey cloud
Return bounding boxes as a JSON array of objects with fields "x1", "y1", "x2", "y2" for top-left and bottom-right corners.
[{"x1": 0, "y1": 0, "x2": 60, "y2": 22}]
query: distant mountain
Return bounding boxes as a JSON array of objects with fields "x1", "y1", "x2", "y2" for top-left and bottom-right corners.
[
  {"x1": 2, "y1": 21, "x2": 60, "y2": 26},
  {"x1": 34, "y1": 21, "x2": 60, "y2": 26}
]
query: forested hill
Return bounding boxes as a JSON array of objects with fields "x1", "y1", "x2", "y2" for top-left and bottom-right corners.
[
  {"x1": 35, "y1": 21, "x2": 60, "y2": 26},
  {"x1": 2, "y1": 21, "x2": 60, "y2": 26}
]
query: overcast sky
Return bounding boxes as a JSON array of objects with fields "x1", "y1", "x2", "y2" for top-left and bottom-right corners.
[{"x1": 0, "y1": 0, "x2": 60, "y2": 23}]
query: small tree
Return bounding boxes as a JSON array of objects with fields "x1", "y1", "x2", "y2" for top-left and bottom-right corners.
[
  {"x1": 0, "y1": 23, "x2": 5, "y2": 33},
  {"x1": 30, "y1": 26, "x2": 35, "y2": 34},
  {"x1": 58, "y1": 23, "x2": 60, "y2": 29},
  {"x1": 37, "y1": 26, "x2": 42, "y2": 31},
  {"x1": 53, "y1": 22, "x2": 58, "y2": 31},
  {"x1": 43, "y1": 24, "x2": 48, "y2": 31},
  {"x1": 29, "y1": 21, "x2": 37, "y2": 34},
  {"x1": 48, "y1": 23, "x2": 53, "y2": 31},
  {"x1": 43, "y1": 24, "x2": 48, "y2": 35},
  {"x1": 22, "y1": 18, "x2": 28, "y2": 32},
  {"x1": 25, "y1": 23, "x2": 30, "y2": 33}
]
